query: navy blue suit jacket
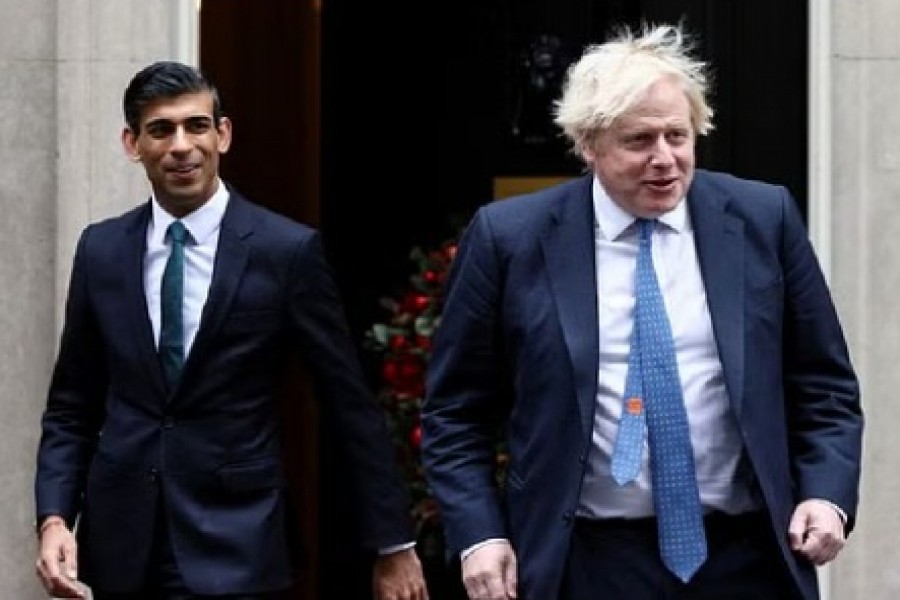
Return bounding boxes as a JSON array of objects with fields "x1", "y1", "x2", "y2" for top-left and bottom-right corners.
[
  {"x1": 35, "y1": 189, "x2": 412, "y2": 594},
  {"x1": 422, "y1": 171, "x2": 862, "y2": 600}
]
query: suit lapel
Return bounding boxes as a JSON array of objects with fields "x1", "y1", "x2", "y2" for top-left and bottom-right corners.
[
  {"x1": 123, "y1": 203, "x2": 168, "y2": 398},
  {"x1": 540, "y1": 177, "x2": 599, "y2": 442},
  {"x1": 182, "y1": 194, "x2": 252, "y2": 376},
  {"x1": 689, "y1": 174, "x2": 746, "y2": 419}
]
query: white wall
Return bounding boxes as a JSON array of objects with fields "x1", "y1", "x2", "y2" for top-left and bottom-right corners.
[{"x1": 0, "y1": 1, "x2": 193, "y2": 596}]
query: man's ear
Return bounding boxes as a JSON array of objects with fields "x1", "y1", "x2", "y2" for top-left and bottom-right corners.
[
  {"x1": 216, "y1": 116, "x2": 233, "y2": 154},
  {"x1": 122, "y1": 127, "x2": 141, "y2": 162},
  {"x1": 581, "y1": 147, "x2": 595, "y2": 165}
]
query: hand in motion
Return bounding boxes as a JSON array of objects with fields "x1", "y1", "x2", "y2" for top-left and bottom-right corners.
[
  {"x1": 789, "y1": 499, "x2": 846, "y2": 565},
  {"x1": 373, "y1": 547, "x2": 429, "y2": 600},
  {"x1": 35, "y1": 518, "x2": 84, "y2": 598},
  {"x1": 462, "y1": 541, "x2": 518, "y2": 600}
]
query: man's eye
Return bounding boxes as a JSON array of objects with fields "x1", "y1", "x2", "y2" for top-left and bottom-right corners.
[
  {"x1": 185, "y1": 118, "x2": 213, "y2": 134},
  {"x1": 146, "y1": 122, "x2": 176, "y2": 138},
  {"x1": 624, "y1": 134, "x2": 651, "y2": 147}
]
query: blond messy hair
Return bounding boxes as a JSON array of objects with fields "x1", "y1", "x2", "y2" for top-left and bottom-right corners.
[{"x1": 554, "y1": 23, "x2": 713, "y2": 157}]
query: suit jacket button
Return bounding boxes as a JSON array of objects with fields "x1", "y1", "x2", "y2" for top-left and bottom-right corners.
[
  {"x1": 562, "y1": 512, "x2": 573, "y2": 525},
  {"x1": 162, "y1": 417, "x2": 174, "y2": 429},
  {"x1": 149, "y1": 468, "x2": 159, "y2": 484}
]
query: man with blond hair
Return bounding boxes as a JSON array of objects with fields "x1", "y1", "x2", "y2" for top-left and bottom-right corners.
[{"x1": 422, "y1": 24, "x2": 862, "y2": 600}]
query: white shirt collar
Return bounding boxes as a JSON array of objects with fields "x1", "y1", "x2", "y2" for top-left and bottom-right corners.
[
  {"x1": 591, "y1": 176, "x2": 689, "y2": 240},
  {"x1": 149, "y1": 178, "x2": 230, "y2": 245}
]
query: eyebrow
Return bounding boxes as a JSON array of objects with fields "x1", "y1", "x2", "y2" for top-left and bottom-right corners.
[{"x1": 144, "y1": 115, "x2": 214, "y2": 127}]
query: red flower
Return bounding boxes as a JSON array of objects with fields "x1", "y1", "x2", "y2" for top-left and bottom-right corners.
[
  {"x1": 381, "y1": 360, "x2": 399, "y2": 383},
  {"x1": 383, "y1": 354, "x2": 425, "y2": 397},
  {"x1": 389, "y1": 335, "x2": 409, "y2": 351},
  {"x1": 410, "y1": 424, "x2": 422, "y2": 449},
  {"x1": 401, "y1": 292, "x2": 431, "y2": 314}
]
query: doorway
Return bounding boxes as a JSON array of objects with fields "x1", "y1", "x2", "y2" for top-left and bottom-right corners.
[{"x1": 199, "y1": 1, "x2": 808, "y2": 597}]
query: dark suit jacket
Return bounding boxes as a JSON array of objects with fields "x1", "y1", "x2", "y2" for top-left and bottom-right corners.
[
  {"x1": 35, "y1": 188, "x2": 412, "y2": 594},
  {"x1": 422, "y1": 170, "x2": 862, "y2": 600}
]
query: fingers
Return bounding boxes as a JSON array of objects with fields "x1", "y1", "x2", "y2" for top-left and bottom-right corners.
[
  {"x1": 385, "y1": 576, "x2": 428, "y2": 600},
  {"x1": 464, "y1": 571, "x2": 509, "y2": 600},
  {"x1": 35, "y1": 552, "x2": 83, "y2": 598},
  {"x1": 787, "y1": 509, "x2": 808, "y2": 551},
  {"x1": 417, "y1": 571, "x2": 430, "y2": 600},
  {"x1": 62, "y1": 540, "x2": 79, "y2": 581},
  {"x1": 35, "y1": 528, "x2": 84, "y2": 599},
  {"x1": 372, "y1": 548, "x2": 429, "y2": 600},
  {"x1": 795, "y1": 526, "x2": 845, "y2": 565},
  {"x1": 461, "y1": 543, "x2": 516, "y2": 600},
  {"x1": 788, "y1": 500, "x2": 846, "y2": 566},
  {"x1": 502, "y1": 552, "x2": 518, "y2": 599}
]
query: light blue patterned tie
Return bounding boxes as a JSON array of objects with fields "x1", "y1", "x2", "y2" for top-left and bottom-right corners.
[
  {"x1": 612, "y1": 218, "x2": 707, "y2": 582},
  {"x1": 610, "y1": 298, "x2": 645, "y2": 484},
  {"x1": 159, "y1": 221, "x2": 187, "y2": 389}
]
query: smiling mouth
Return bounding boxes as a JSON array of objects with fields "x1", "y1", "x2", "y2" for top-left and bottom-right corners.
[{"x1": 167, "y1": 164, "x2": 200, "y2": 178}]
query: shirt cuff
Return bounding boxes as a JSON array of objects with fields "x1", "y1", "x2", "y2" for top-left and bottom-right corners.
[
  {"x1": 377, "y1": 541, "x2": 416, "y2": 556},
  {"x1": 461, "y1": 538, "x2": 510, "y2": 561}
]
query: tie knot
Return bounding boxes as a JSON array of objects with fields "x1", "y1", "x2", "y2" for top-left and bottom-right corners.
[
  {"x1": 167, "y1": 221, "x2": 188, "y2": 245},
  {"x1": 636, "y1": 218, "x2": 655, "y2": 240}
]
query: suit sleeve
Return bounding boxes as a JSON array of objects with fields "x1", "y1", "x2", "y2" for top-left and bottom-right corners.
[
  {"x1": 779, "y1": 191, "x2": 863, "y2": 531},
  {"x1": 421, "y1": 209, "x2": 511, "y2": 556},
  {"x1": 35, "y1": 227, "x2": 108, "y2": 526},
  {"x1": 286, "y1": 231, "x2": 414, "y2": 550}
]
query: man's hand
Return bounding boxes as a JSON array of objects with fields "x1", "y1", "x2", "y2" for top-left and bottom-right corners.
[
  {"x1": 788, "y1": 499, "x2": 846, "y2": 565},
  {"x1": 35, "y1": 517, "x2": 84, "y2": 598},
  {"x1": 373, "y1": 547, "x2": 429, "y2": 600},
  {"x1": 462, "y1": 541, "x2": 517, "y2": 600}
]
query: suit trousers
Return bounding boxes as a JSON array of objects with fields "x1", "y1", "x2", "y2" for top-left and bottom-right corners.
[
  {"x1": 559, "y1": 511, "x2": 802, "y2": 600},
  {"x1": 90, "y1": 500, "x2": 290, "y2": 600}
]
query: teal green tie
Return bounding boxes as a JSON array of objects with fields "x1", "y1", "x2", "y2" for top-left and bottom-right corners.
[
  {"x1": 160, "y1": 221, "x2": 187, "y2": 389},
  {"x1": 611, "y1": 219, "x2": 707, "y2": 582}
]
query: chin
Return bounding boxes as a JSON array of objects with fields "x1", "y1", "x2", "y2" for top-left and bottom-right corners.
[
  {"x1": 641, "y1": 198, "x2": 680, "y2": 217},
  {"x1": 168, "y1": 184, "x2": 205, "y2": 200}
]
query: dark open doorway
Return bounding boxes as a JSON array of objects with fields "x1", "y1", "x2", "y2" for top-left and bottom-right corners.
[
  {"x1": 322, "y1": 0, "x2": 808, "y2": 339},
  {"x1": 200, "y1": 1, "x2": 807, "y2": 597}
]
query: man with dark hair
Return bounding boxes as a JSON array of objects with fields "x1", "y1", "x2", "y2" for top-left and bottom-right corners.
[{"x1": 34, "y1": 60, "x2": 428, "y2": 600}]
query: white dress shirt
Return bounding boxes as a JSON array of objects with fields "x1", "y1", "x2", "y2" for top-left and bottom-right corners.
[
  {"x1": 144, "y1": 180, "x2": 228, "y2": 353},
  {"x1": 576, "y1": 177, "x2": 757, "y2": 519}
]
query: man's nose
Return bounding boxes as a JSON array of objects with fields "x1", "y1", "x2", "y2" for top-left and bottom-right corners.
[
  {"x1": 649, "y1": 137, "x2": 675, "y2": 166},
  {"x1": 170, "y1": 126, "x2": 192, "y2": 152}
]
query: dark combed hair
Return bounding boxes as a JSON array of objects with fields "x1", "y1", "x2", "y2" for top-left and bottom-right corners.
[{"x1": 123, "y1": 61, "x2": 224, "y2": 133}]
